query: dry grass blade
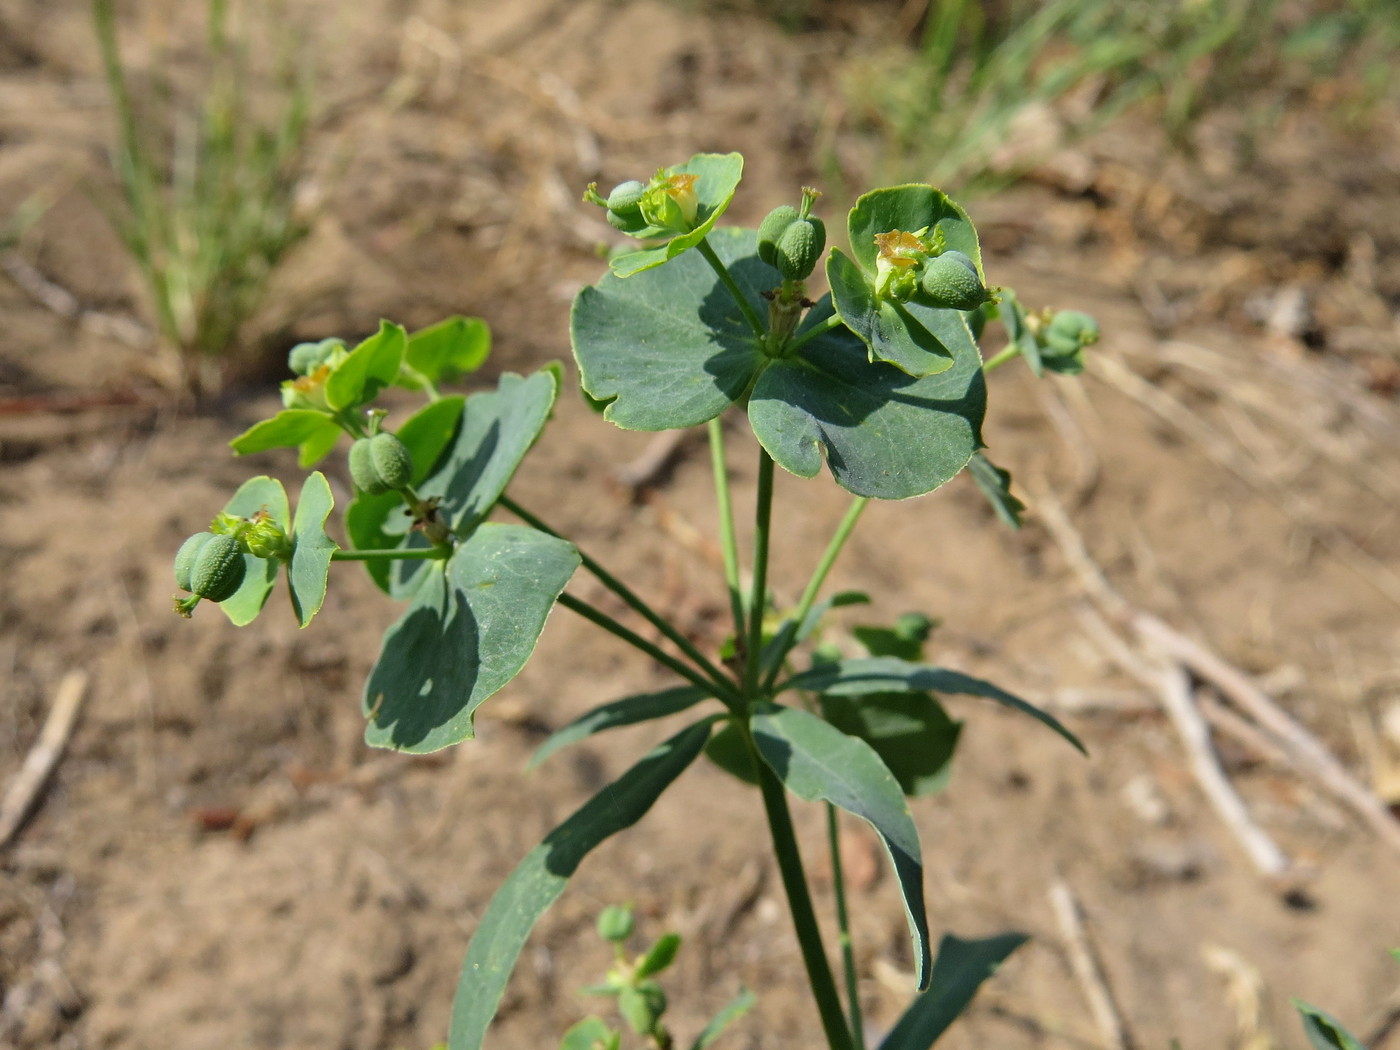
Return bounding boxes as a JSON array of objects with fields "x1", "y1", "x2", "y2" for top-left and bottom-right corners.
[
  {"x1": 1049, "y1": 876, "x2": 1133, "y2": 1050},
  {"x1": 0, "y1": 672, "x2": 89, "y2": 850}
]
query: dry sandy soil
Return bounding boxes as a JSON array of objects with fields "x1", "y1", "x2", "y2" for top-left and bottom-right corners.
[{"x1": 2, "y1": 1, "x2": 1400, "y2": 1048}]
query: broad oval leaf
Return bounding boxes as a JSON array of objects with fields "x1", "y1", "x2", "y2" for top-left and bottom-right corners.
[
  {"x1": 878, "y1": 933, "x2": 1027, "y2": 1050},
  {"x1": 404, "y1": 316, "x2": 491, "y2": 387},
  {"x1": 218, "y1": 476, "x2": 288, "y2": 626},
  {"x1": 750, "y1": 702, "x2": 932, "y2": 990},
  {"x1": 296, "y1": 417, "x2": 344, "y2": 468},
  {"x1": 784, "y1": 657, "x2": 1085, "y2": 754},
  {"x1": 749, "y1": 296, "x2": 986, "y2": 500},
  {"x1": 447, "y1": 720, "x2": 712, "y2": 1050},
  {"x1": 325, "y1": 320, "x2": 406, "y2": 411},
  {"x1": 528, "y1": 685, "x2": 711, "y2": 770},
  {"x1": 419, "y1": 370, "x2": 559, "y2": 532},
  {"x1": 362, "y1": 523, "x2": 580, "y2": 753},
  {"x1": 573, "y1": 226, "x2": 769, "y2": 432},
  {"x1": 288, "y1": 471, "x2": 338, "y2": 627},
  {"x1": 609, "y1": 152, "x2": 744, "y2": 278},
  {"x1": 229, "y1": 409, "x2": 334, "y2": 456}
]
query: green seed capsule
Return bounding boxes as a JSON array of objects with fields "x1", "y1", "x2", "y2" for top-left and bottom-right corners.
[
  {"x1": 756, "y1": 205, "x2": 800, "y2": 267},
  {"x1": 287, "y1": 337, "x2": 345, "y2": 377},
  {"x1": 606, "y1": 180, "x2": 647, "y2": 217},
  {"x1": 349, "y1": 432, "x2": 414, "y2": 495},
  {"x1": 596, "y1": 905, "x2": 634, "y2": 944},
  {"x1": 174, "y1": 531, "x2": 216, "y2": 592},
  {"x1": 773, "y1": 216, "x2": 825, "y2": 281},
  {"x1": 1045, "y1": 309, "x2": 1100, "y2": 354},
  {"x1": 917, "y1": 251, "x2": 989, "y2": 311},
  {"x1": 188, "y1": 533, "x2": 246, "y2": 603}
]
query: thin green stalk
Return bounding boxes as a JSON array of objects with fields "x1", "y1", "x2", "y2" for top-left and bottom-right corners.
[
  {"x1": 696, "y1": 237, "x2": 766, "y2": 338},
  {"x1": 826, "y1": 804, "x2": 866, "y2": 1050},
  {"x1": 762, "y1": 497, "x2": 868, "y2": 693},
  {"x1": 743, "y1": 450, "x2": 775, "y2": 696},
  {"x1": 784, "y1": 312, "x2": 845, "y2": 355},
  {"x1": 330, "y1": 548, "x2": 445, "y2": 562},
  {"x1": 982, "y1": 345, "x2": 1021, "y2": 373},
  {"x1": 749, "y1": 730, "x2": 854, "y2": 1050},
  {"x1": 556, "y1": 593, "x2": 741, "y2": 710},
  {"x1": 499, "y1": 495, "x2": 738, "y2": 697},
  {"x1": 708, "y1": 417, "x2": 747, "y2": 646}
]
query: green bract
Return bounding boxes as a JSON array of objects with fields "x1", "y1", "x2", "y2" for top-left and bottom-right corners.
[
  {"x1": 602, "y1": 153, "x2": 743, "y2": 278},
  {"x1": 572, "y1": 227, "x2": 986, "y2": 499},
  {"x1": 828, "y1": 185, "x2": 986, "y2": 378}
]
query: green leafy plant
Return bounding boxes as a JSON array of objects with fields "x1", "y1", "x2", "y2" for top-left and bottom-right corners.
[
  {"x1": 92, "y1": 0, "x2": 313, "y2": 395},
  {"x1": 173, "y1": 151, "x2": 1093, "y2": 1050}
]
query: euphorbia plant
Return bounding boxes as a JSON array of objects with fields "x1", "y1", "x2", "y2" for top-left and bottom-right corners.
[{"x1": 173, "y1": 152, "x2": 1099, "y2": 1050}]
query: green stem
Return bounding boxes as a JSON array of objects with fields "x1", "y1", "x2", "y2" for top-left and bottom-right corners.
[
  {"x1": 500, "y1": 496, "x2": 738, "y2": 698},
  {"x1": 784, "y1": 312, "x2": 845, "y2": 355},
  {"x1": 762, "y1": 497, "x2": 868, "y2": 693},
  {"x1": 749, "y1": 728, "x2": 854, "y2": 1050},
  {"x1": 708, "y1": 417, "x2": 747, "y2": 646},
  {"x1": 827, "y1": 804, "x2": 866, "y2": 1050},
  {"x1": 982, "y1": 344, "x2": 1021, "y2": 373},
  {"x1": 743, "y1": 450, "x2": 776, "y2": 697},
  {"x1": 330, "y1": 548, "x2": 446, "y2": 562},
  {"x1": 556, "y1": 593, "x2": 741, "y2": 710},
  {"x1": 697, "y1": 237, "x2": 766, "y2": 338}
]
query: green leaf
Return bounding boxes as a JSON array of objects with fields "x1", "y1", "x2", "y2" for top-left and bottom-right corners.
[
  {"x1": 325, "y1": 320, "x2": 406, "y2": 411},
  {"x1": 343, "y1": 490, "x2": 406, "y2": 595},
  {"x1": 966, "y1": 452, "x2": 1025, "y2": 529},
  {"x1": 785, "y1": 657, "x2": 1085, "y2": 754},
  {"x1": 608, "y1": 153, "x2": 744, "y2": 277},
  {"x1": 878, "y1": 933, "x2": 1027, "y2": 1050},
  {"x1": 399, "y1": 394, "x2": 468, "y2": 483},
  {"x1": 704, "y1": 722, "x2": 759, "y2": 786},
  {"x1": 419, "y1": 370, "x2": 558, "y2": 532},
  {"x1": 847, "y1": 185, "x2": 982, "y2": 277},
  {"x1": 288, "y1": 471, "x2": 338, "y2": 627},
  {"x1": 690, "y1": 988, "x2": 756, "y2": 1050},
  {"x1": 296, "y1": 418, "x2": 344, "y2": 468},
  {"x1": 749, "y1": 295, "x2": 986, "y2": 500},
  {"x1": 559, "y1": 1017, "x2": 617, "y2": 1050},
  {"x1": 229, "y1": 409, "x2": 333, "y2": 455},
  {"x1": 853, "y1": 612, "x2": 935, "y2": 662},
  {"x1": 1294, "y1": 1000, "x2": 1368, "y2": 1050},
  {"x1": 447, "y1": 720, "x2": 712, "y2": 1050},
  {"x1": 750, "y1": 703, "x2": 932, "y2": 990},
  {"x1": 528, "y1": 685, "x2": 710, "y2": 770},
  {"x1": 573, "y1": 226, "x2": 769, "y2": 432},
  {"x1": 635, "y1": 933, "x2": 682, "y2": 979},
  {"x1": 827, "y1": 250, "x2": 957, "y2": 378},
  {"x1": 404, "y1": 316, "x2": 490, "y2": 386},
  {"x1": 362, "y1": 524, "x2": 580, "y2": 753},
  {"x1": 820, "y1": 693, "x2": 961, "y2": 798},
  {"x1": 995, "y1": 289, "x2": 1042, "y2": 376},
  {"x1": 217, "y1": 476, "x2": 288, "y2": 626}
]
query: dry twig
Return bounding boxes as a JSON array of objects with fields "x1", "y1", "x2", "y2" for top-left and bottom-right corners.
[
  {"x1": 0, "y1": 672, "x2": 89, "y2": 850},
  {"x1": 1049, "y1": 876, "x2": 1133, "y2": 1050}
]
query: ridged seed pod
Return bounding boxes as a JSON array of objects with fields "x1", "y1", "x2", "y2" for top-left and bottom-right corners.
[
  {"x1": 756, "y1": 205, "x2": 800, "y2": 267},
  {"x1": 773, "y1": 216, "x2": 825, "y2": 281},
  {"x1": 917, "y1": 251, "x2": 989, "y2": 311},
  {"x1": 176, "y1": 532, "x2": 246, "y2": 603},
  {"x1": 350, "y1": 433, "x2": 414, "y2": 495}
]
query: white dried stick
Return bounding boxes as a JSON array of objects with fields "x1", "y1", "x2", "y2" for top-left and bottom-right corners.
[{"x1": 0, "y1": 671, "x2": 89, "y2": 849}]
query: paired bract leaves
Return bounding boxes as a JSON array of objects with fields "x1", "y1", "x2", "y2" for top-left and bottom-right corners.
[
  {"x1": 609, "y1": 153, "x2": 744, "y2": 278},
  {"x1": 212, "y1": 473, "x2": 338, "y2": 628},
  {"x1": 828, "y1": 185, "x2": 986, "y2": 379},
  {"x1": 572, "y1": 228, "x2": 986, "y2": 500}
]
